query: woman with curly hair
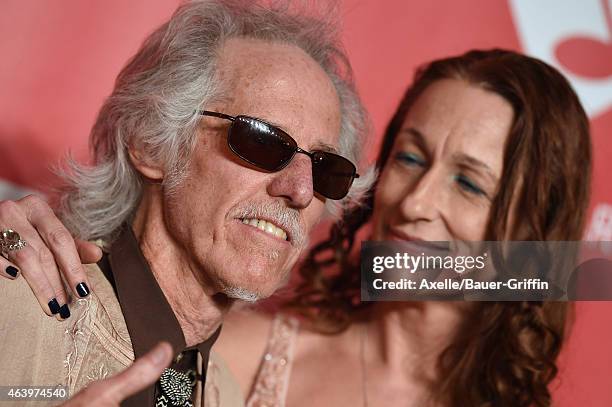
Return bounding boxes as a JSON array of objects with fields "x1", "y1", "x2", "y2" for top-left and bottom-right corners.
[{"x1": 217, "y1": 48, "x2": 591, "y2": 407}]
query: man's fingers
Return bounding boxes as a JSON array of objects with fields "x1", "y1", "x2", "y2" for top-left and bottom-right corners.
[
  {"x1": 59, "y1": 342, "x2": 172, "y2": 407},
  {"x1": 18, "y1": 195, "x2": 92, "y2": 299},
  {"x1": 103, "y1": 342, "x2": 173, "y2": 403},
  {"x1": 76, "y1": 239, "x2": 103, "y2": 264}
]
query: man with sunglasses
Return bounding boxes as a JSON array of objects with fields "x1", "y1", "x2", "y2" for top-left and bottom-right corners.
[{"x1": 0, "y1": 1, "x2": 369, "y2": 406}]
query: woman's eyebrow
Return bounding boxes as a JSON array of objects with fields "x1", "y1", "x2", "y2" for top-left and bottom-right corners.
[
  {"x1": 452, "y1": 152, "x2": 498, "y2": 183},
  {"x1": 399, "y1": 127, "x2": 429, "y2": 151},
  {"x1": 399, "y1": 128, "x2": 498, "y2": 184}
]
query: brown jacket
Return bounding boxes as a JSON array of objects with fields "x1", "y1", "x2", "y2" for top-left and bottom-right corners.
[{"x1": 0, "y1": 263, "x2": 245, "y2": 407}]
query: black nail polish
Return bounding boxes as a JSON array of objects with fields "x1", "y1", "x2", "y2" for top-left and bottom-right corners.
[
  {"x1": 76, "y1": 282, "x2": 90, "y2": 297},
  {"x1": 5, "y1": 266, "x2": 18, "y2": 278},
  {"x1": 58, "y1": 304, "x2": 71, "y2": 319},
  {"x1": 48, "y1": 298, "x2": 61, "y2": 314}
]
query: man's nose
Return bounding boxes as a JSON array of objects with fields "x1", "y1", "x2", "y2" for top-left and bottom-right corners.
[
  {"x1": 267, "y1": 154, "x2": 314, "y2": 209},
  {"x1": 399, "y1": 167, "x2": 442, "y2": 222}
]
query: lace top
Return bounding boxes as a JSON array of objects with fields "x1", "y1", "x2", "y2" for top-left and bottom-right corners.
[{"x1": 246, "y1": 313, "x2": 300, "y2": 407}]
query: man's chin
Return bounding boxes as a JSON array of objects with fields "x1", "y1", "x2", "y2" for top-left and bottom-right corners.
[
  {"x1": 219, "y1": 272, "x2": 291, "y2": 302},
  {"x1": 210, "y1": 259, "x2": 292, "y2": 302},
  {"x1": 221, "y1": 286, "x2": 262, "y2": 303}
]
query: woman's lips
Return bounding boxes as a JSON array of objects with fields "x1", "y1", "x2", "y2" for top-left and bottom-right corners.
[{"x1": 385, "y1": 229, "x2": 450, "y2": 252}]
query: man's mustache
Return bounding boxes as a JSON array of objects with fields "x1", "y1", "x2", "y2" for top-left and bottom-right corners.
[{"x1": 233, "y1": 201, "x2": 307, "y2": 247}]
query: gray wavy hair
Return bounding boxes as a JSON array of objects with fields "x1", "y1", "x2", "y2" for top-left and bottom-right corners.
[{"x1": 58, "y1": 0, "x2": 375, "y2": 243}]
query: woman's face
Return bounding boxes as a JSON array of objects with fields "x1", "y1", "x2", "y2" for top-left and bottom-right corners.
[{"x1": 372, "y1": 79, "x2": 514, "y2": 242}]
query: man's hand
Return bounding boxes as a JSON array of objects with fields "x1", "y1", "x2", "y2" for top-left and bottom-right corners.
[
  {"x1": 59, "y1": 342, "x2": 172, "y2": 406},
  {"x1": 0, "y1": 195, "x2": 102, "y2": 317}
]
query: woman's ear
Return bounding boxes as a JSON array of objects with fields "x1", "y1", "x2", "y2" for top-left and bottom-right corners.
[{"x1": 128, "y1": 146, "x2": 164, "y2": 181}]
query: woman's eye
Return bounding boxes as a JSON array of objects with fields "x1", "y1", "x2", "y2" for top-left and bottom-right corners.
[
  {"x1": 455, "y1": 174, "x2": 486, "y2": 196},
  {"x1": 395, "y1": 152, "x2": 425, "y2": 167}
]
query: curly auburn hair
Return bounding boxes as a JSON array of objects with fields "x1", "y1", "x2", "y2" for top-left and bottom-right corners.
[{"x1": 288, "y1": 49, "x2": 592, "y2": 407}]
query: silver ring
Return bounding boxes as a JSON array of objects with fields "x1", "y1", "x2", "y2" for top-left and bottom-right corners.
[{"x1": 0, "y1": 229, "x2": 27, "y2": 254}]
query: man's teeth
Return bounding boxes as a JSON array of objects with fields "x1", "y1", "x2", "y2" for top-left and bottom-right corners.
[{"x1": 241, "y1": 218, "x2": 287, "y2": 241}]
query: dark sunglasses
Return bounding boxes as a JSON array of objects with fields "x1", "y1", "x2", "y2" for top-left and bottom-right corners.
[{"x1": 198, "y1": 110, "x2": 359, "y2": 200}]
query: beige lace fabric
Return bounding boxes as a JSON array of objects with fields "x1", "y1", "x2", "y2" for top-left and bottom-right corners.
[
  {"x1": 246, "y1": 314, "x2": 300, "y2": 407},
  {"x1": 0, "y1": 263, "x2": 245, "y2": 407}
]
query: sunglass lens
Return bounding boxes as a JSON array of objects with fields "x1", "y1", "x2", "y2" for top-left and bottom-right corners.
[
  {"x1": 311, "y1": 151, "x2": 357, "y2": 200},
  {"x1": 228, "y1": 116, "x2": 296, "y2": 171}
]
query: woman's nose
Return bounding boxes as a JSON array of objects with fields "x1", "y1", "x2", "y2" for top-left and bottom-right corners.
[{"x1": 398, "y1": 167, "x2": 443, "y2": 223}]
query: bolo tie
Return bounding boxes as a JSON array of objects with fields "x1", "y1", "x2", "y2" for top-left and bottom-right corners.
[{"x1": 155, "y1": 349, "x2": 201, "y2": 407}]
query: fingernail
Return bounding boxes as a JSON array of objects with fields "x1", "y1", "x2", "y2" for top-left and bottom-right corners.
[
  {"x1": 48, "y1": 298, "x2": 61, "y2": 314},
  {"x1": 5, "y1": 266, "x2": 19, "y2": 278},
  {"x1": 75, "y1": 282, "x2": 90, "y2": 297},
  {"x1": 59, "y1": 304, "x2": 71, "y2": 319}
]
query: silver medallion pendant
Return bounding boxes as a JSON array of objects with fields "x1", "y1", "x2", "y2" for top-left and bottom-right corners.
[{"x1": 156, "y1": 368, "x2": 195, "y2": 407}]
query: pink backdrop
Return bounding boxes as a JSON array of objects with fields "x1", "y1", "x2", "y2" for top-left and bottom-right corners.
[{"x1": 1, "y1": 1, "x2": 611, "y2": 404}]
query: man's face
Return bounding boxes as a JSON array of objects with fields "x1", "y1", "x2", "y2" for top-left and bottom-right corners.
[{"x1": 163, "y1": 38, "x2": 342, "y2": 300}]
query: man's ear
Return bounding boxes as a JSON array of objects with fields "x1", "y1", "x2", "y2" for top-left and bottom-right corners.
[{"x1": 128, "y1": 146, "x2": 164, "y2": 181}]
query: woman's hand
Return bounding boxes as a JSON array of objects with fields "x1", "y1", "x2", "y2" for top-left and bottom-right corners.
[
  {"x1": 0, "y1": 195, "x2": 102, "y2": 318},
  {"x1": 59, "y1": 342, "x2": 172, "y2": 406}
]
